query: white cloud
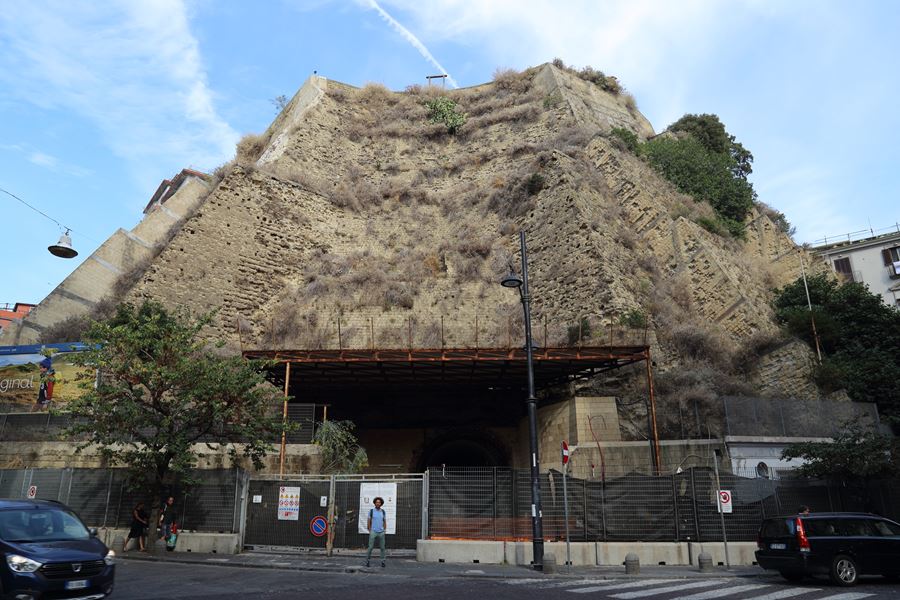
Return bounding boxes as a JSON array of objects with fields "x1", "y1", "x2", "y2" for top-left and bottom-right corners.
[
  {"x1": 0, "y1": 144, "x2": 92, "y2": 178},
  {"x1": 0, "y1": 1, "x2": 238, "y2": 191}
]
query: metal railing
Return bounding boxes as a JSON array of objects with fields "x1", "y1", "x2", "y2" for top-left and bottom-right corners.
[
  {"x1": 811, "y1": 223, "x2": 900, "y2": 247},
  {"x1": 0, "y1": 468, "x2": 247, "y2": 534}
]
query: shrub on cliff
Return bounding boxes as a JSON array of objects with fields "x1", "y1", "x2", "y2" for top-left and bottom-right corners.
[
  {"x1": 425, "y1": 97, "x2": 467, "y2": 134},
  {"x1": 641, "y1": 132, "x2": 755, "y2": 238}
]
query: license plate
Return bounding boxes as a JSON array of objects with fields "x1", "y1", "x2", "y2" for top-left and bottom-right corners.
[
  {"x1": 65, "y1": 580, "x2": 88, "y2": 590},
  {"x1": 770, "y1": 543, "x2": 787, "y2": 550}
]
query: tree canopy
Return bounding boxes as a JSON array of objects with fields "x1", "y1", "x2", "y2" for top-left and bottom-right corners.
[
  {"x1": 781, "y1": 419, "x2": 896, "y2": 480},
  {"x1": 773, "y1": 273, "x2": 900, "y2": 419},
  {"x1": 313, "y1": 419, "x2": 368, "y2": 474},
  {"x1": 625, "y1": 113, "x2": 761, "y2": 238},
  {"x1": 67, "y1": 301, "x2": 284, "y2": 498}
]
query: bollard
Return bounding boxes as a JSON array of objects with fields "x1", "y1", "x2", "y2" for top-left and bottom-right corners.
[
  {"x1": 624, "y1": 552, "x2": 640, "y2": 575},
  {"x1": 543, "y1": 553, "x2": 558, "y2": 574},
  {"x1": 698, "y1": 551, "x2": 714, "y2": 573}
]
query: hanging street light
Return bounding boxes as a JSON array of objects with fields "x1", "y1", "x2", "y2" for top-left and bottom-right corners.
[
  {"x1": 1, "y1": 187, "x2": 82, "y2": 259},
  {"x1": 500, "y1": 230, "x2": 545, "y2": 571},
  {"x1": 48, "y1": 229, "x2": 79, "y2": 259}
]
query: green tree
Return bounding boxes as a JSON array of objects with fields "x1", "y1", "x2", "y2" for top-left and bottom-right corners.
[
  {"x1": 781, "y1": 419, "x2": 896, "y2": 480},
  {"x1": 424, "y1": 97, "x2": 467, "y2": 134},
  {"x1": 66, "y1": 301, "x2": 283, "y2": 549},
  {"x1": 641, "y1": 134, "x2": 755, "y2": 237},
  {"x1": 313, "y1": 419, "x2": 368, "y2": 473},
  {"x1": 670, "y1": 113, "x2": 754, "y2": 180},
  {"x1": 773, "y1": 274, "x2": 900, "y2": 418}
]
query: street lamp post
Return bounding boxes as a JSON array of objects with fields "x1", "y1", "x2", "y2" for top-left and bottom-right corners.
[{"x1": 501, "y1": 231, "x2": 544, "y2": 570}]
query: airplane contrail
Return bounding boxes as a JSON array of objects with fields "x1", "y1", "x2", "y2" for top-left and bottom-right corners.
[{"x1": 366, "y1": 0, "x2": 459, "y2": 88}]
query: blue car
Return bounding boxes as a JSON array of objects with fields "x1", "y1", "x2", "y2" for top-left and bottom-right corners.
[{"x1": 0, "y1": 499, "x2": 114, "y2": 599}]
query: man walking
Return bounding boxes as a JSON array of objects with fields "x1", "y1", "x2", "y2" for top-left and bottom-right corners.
[{"x1": 365, "y1": 496, "x2": 387, "y2": 568}]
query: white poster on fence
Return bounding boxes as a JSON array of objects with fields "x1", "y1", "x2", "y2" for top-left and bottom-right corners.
[
  {"x1": 278, "y1": 486, "x2": 301, "y2": 521},
  {"x1": 357, "y1": 482, "x2": 397, "y2": 534}
]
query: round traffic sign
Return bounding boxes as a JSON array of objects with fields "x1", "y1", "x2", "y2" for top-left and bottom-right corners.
[
  {"x1": 561, "y1": 441, "x2": 569, "y2": 465},
  {"x1": 719, "y1": 491, "x2": 731, "y2": 504},
  {"x1": 27, "y1": 485, "x2": 37, "y2": 499},
  {"x1": 310, "y1": 515, "x2": 328, "y2": 537}
]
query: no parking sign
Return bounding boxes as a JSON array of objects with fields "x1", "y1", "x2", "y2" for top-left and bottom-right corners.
[
  {"x1": 310, "y1": 515, "x2": 328, "y2": 537},
  {"x1": 717, "y1": 489, "x2": 733, "y2": 514}
]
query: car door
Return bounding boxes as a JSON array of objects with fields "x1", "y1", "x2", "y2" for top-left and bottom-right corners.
[
  {"x1": 869, "y1": 517, "x2": 900, "y2": 575},
  {"x1": 833, "y1": 518, "x2": 880, "y2": 574}
]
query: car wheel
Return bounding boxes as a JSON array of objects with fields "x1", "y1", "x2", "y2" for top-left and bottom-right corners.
[
  {"x1": 779, "y1": 571, "x2": 804, "y2": 582},
  {"x1": 830, "y1": 555, "x2": 858, "y2": 586}
]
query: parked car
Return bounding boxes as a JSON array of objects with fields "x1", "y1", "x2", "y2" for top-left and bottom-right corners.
[
  {"x1": 756, "y1": 511, "x2": 900, "y2": 585},
  {"x1": 0, "y1": 498, "x2": 115, "y2": 599}
]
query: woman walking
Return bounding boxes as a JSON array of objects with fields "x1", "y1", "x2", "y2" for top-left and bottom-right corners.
[{"x1": 124, "y1": 502, "x2": 149, "y2": 552}]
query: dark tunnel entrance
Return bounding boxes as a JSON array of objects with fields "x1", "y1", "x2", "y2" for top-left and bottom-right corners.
[{"x1": 417, "y1": 433, "x2": 510, "y2": 471}]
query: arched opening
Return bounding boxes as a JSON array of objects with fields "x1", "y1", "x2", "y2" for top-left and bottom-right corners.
[{"x1": 417, "y1": 432, "x2": 510, "y2": 470}]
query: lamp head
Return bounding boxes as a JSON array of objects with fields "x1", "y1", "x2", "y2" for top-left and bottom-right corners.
[
  {"x1": 500, "y1": 272, "x2": 523, "y2": 289},
  {"x1": 48, "y1": 230, "x2": 78, "y2": 259}
]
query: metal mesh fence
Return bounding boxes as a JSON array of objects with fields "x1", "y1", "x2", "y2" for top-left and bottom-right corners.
[
  {"x1": 723, "y1": 397, "x2": 881, "y2": 437},
  {"x1": 426, "y1": 467, "x2": 900, "y2": 543},
  {"x1": 243, "y1": 474, "x2": 424, "y2": 550},
  {"x1": 246, "y1": 312, "x2": 649, "y2": 351},
  {"x1": 0, "y1": 468, "x2": 245, "y2": 533}
]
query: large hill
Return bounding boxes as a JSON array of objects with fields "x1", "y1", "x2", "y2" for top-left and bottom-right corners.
[{"x1": 4, "y1": 63, "x2": 831, "y2": 439}]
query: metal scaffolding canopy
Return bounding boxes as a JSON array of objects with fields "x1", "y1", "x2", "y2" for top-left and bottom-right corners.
[{"x1": 244, "y1": 345, "x2": 650, "y2": 391}]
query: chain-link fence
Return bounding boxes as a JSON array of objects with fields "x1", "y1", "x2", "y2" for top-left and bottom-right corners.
[
  {"x1": 426, "y1": 466, "x2": 900, "y2": 543},
  {"x1": 243, "y1": 474, "x2": 425, "y2": 551},
  {"x1": 0, "y1": 468, "x2": 247, "y2": 533}
]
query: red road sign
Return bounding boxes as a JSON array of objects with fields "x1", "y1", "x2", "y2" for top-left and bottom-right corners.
[
  {"x1": 561, "y1": 441, "x2": 569, "y2": 465},
  {"x1": 27, "y1": 485, "x2": 37, "y2": 499},
  {"x1": 310, "y1": 515, "x2": 328, "y2": 537}
]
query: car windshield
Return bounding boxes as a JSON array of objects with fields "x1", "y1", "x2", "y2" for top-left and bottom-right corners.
[{"x1": 0, "y1": 508, "x2": 90, "y2": 543}]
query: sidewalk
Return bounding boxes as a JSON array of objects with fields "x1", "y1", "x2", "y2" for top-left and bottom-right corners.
[{"x1": 119, "y1": 549, "x2": 763, "y2": 580}]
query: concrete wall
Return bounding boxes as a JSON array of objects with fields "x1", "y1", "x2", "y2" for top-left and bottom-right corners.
[
  {"x1": 0, "y1": 441, "x2": 322, "y2": 473},
  {"x1": 99, "y1": 528, "x2": 241, "y2": 555},
  {"x1": 417, "y1": 539, "x2": 759, "y2": 567}
]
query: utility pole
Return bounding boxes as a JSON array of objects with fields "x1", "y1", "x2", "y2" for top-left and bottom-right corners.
[{"x1": 798, "y1": 251, "x2": 823, "y2": 363}]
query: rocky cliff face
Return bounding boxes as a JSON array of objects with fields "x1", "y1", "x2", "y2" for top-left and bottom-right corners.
[{"x1": 12, "y1": 63, "x2": 831, "y2": 439}]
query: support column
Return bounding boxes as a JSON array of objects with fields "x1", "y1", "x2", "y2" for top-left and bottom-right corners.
[
  {"x1": 279, "y1": 362, "x2": 291, "y2": 477},
  {"x1": 646, "y1": 349, "x2": 661, "y2": 474}
]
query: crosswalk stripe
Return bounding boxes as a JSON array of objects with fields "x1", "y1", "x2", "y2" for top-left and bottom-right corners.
[
  {"x1": 743, "y1": 589, "x2": 821, "y2": 600},
  {"x1": 670, "y1": 584, "x2": 770, "y2": 599},
  {"x1": 568, "y1": 580, "x2": 677, "y2": 594},
  {"x1": 817, "y1": 594, "x2": 873, "y2": 600},
  {"x1": 611, "y1": 580, "x2": 722, "y2": 599}
]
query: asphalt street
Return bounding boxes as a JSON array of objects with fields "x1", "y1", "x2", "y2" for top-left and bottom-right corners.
[{"x1": 113, "y1": 560, "x2": 900, "y2": 600}]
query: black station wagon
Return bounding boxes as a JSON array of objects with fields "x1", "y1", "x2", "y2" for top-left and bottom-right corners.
[{"x1": 756, "y1": 512, "x2": 900, "y2": 585}]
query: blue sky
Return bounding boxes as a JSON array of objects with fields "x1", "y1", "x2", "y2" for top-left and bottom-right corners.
[{"x1": 1, "y1": 0, "x2": 898, "y2": 304}]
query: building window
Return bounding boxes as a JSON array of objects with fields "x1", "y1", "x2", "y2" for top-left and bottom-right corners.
[
  {"x1": 882, "y1": 247, "x2": 900, "y2": 277},
  {"x1": 833, "y1": 257, "x2": 854, "y2": 281}
]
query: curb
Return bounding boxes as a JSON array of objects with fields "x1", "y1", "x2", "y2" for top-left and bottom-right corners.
[{"x1": 119, "y1": 555, "x2": 763, "y2": 581}]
